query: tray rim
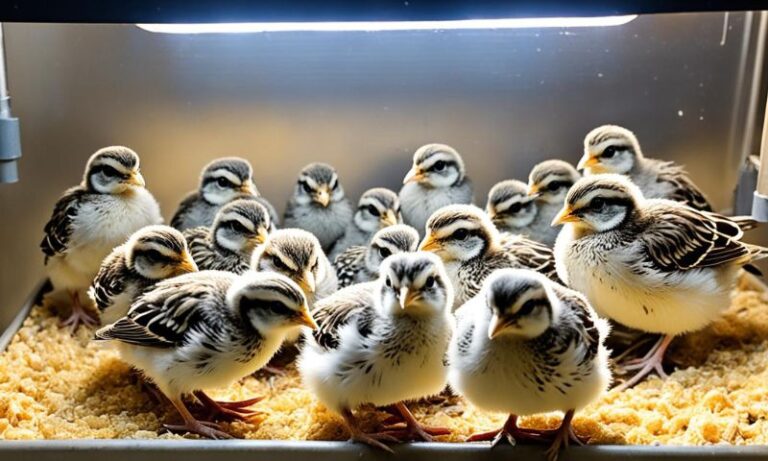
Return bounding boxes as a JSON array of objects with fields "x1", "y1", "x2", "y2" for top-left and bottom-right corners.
[{"x1": 2, "y1": 282, "x2": 768, "y2": 459}]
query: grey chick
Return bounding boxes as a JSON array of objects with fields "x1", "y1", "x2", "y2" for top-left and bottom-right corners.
[
  {"x1": 333, "y1": 224, "x2": 419, "y2": 288},
  {"x1": 329, "y1": 187, "x2": 402, "y2": 260},
  {"x1": 283, "y1": 162, "x2": 353, "y2": 253},
  {"x1": 251, "y1": 228, "x2": 339, "y2": 305},
  {"x1": 486, "y1": 179, "x2": 539, "y2": 237},
  {"x1": 398, "y1": 143, "x2": 474, "y2": 237},
  {"x1": 183, "y1": 199, "x2": 272, "y2": 274},
  {"x1": 580, "y1": 125, "x2": 712, "y2": 211},
  {"x1": 90, "y1": 225, "x2": 197, "y2": 325},
  {"x1": 171, "y1": 157, "x2": 279, "y2": 231},
  {"x1": 41, "y1": 146, "x2": 163, "y2": 330},
  {"x1": 526, "y1": 160, "x2": 581, "y2": 247}
]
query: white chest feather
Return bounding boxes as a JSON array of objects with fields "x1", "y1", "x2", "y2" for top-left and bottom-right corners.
[{"x1": 555, "y1": 226, "x2": 734, "y2": 335}]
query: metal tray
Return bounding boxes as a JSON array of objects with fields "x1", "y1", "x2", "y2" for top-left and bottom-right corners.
[{"x1": 1, "y1": 283, "x2": 767, "y2": 460}]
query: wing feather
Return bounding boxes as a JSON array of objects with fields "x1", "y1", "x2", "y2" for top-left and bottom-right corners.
[
  {"x1": 40, "y1": 187, "x2": 89, "y2": 262},
  {"x1": 311, "y1": 283, "x2": 377, "y2": 350}
]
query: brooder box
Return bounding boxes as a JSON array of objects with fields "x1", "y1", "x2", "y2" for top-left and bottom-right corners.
[{"x1": 1, "y1": 1, "x2": 768, "y2": 460}]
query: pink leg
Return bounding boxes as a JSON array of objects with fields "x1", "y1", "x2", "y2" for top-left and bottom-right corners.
[
  {"x1": 614, "y1": 335, "x2": 674, "y2": 391},
  {"x1": 467, "y1": 414, "x2": 551, "y2": 447},
  {"x1": 163, "y1": 395, "x2": 234, "y2": 439},
  {"x1": 381, "y1": 401, "x2": 450, "y2": 442},
  {"x1": 192, "y1": 390, "x2": 263, "y2": 422},
  {"x1": 342, "y1": 408, "x2": 399, "y2": 453},
  {"x1": 544, "y1": 410, "x2": 583, "y2": 461},
  {"x1": 59, "y1": 291, "x2": 99, "y2": 332}
]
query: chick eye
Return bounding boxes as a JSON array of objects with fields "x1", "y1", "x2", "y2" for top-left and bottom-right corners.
[
  {"x1": 518, "y1": 300, "x2": 539, "y2": 316},
  {"x1": 602, "y1": 146, "x2": 617, "y2": 159},
  {"x1": 452, "y1": 229, "x2": 469, "y2": 240},
  {"x1": 365, "y1": 205, "x2": 380, "y2": 217},
  {"x1": 432, "y1": 161, "x2": 446, "y2": 172},
  {"x1": 508, "y1": 203, "x2": 522, "y2": 214},
  {"x1": 378, "y1": 247, "x2": 391, "y2": 259},
  {"x1": 143, "y1": 249, "x2": 164, "y2": 263},
  {"x1": 224, "y1": 220, "x2": 248, "y2": 233},
  {"x1": 272, "y1": 256, "x2": 290, "y2": 272},
  {"x1": 424, "y1": 276, "x2": 435, "y2": 288},
  {"x1": 217, "y1": 177, "x2": 237, "y2": 189},
  {"x1": 590, "y1": 198, "x2": 606, "y2": 209},
  {"x1": 265, "y1": 300, "x2": 294, "y2": 317},
  {"x1": 300, "y1": 182, "x2": 312, "y2": 194},
  {"x1": 385, "y1": 277, "x2": 392, "y2": 287},
  {"x1": 331, "y1": 179, "x2": 339, "y2": 190}
]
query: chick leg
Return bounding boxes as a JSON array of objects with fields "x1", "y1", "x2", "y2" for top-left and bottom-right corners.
[
  {"x1": 59, "y1": 291, "x2": 99, "y2": 331},
  {"x1": 544, "y1": 409, "x2": 583, "y2": 461},
  {"x1": 342, "y1": 408, "x2": 399, "y2": 453},
  {"x1": 467, "y1": 414, "x2": 550, "y2": 446},
  {"x1": 163, "y1": 395, "x2": 234, "y2": 439},
  {"x1": 614, "y1": 334, "x2": 674, "y2": 391},
  {"x1": 381, "y1": 402, "x2": 450, "y2": 442},
  {"x1": 192, "y1": 390, "x2": 263, "y2": 422}
]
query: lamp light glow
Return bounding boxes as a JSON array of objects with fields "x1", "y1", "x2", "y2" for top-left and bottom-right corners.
[{"x1": 137, "y1": 15, "x2": 637, "y2": 34}]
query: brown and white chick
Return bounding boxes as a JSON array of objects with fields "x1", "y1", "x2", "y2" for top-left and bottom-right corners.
[
  {"x1": 553, "y1": 174, "x2": 766, "y2": 389},
  {"x1": 527, "y1": 160, "x2": 581, "y2": 246},
  {"x1": 41, "y1": 146, "x2": 162, "y2": 330}
]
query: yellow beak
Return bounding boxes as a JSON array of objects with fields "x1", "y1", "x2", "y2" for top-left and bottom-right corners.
[
  {"x1": 380, "y1": 210, "x2": 398, "y2": 227},
  {"x1": 179, "y1": 254, "x2": 198, "y2": 273},
  {"x1": 241, "y1": 180, "x2": 256, "y2": 195},
  {"x1": 300, "y1": 271, "x2": 316, "y2": 294},
  {"x1": 126, "y1": 172, "x2": 146, "y2": 187},
  {"x1": 397, "y1": 286, "x2": 420, "y2": 310},
  {"x1": 297, "y1": 308, "x2": 319, "y2": 330},
  {"x1": 551, "y1": 205, "x2": 580, "y2": 226},
  {"x1": 418, "y1": 234, "x2": 441, "y2": 253},
  {"x1": 251, "y1": 228, "x2": 269, "y2": 246},
  {"x1": 488, "y1": 314, "x2": 506, "y2": 339},
  {"x1": 314, "y1": 187, "x2": 331, "y2": 207},
  {"x1": 527, "y1": 184, "x2": 540, "y2": 196},
  {"x1": 403, "y1": 167, "x2": 425, "y2": 185},
  {"x1": 577, "y1": 154, "x2": 600, "y2": 171}
]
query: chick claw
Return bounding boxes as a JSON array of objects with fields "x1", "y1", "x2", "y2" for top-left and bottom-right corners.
[
  {"x1": 193, "y1": 390, "x2": 264, "y2": 422},
  {"x1": 163, "y1": 420, "x2": 234, "y2": 440}
]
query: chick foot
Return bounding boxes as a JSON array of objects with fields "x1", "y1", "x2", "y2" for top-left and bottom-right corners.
[
  {"x1": 467, "y1": 414, "x2": 550, "y2": 447},
  {"x1": 59, "y1": 291, "x2": 99, "y2": 332},
  {"x1": 342, "y1": 408, "x2": 398, "y2": 453},
  {"x1": 193, "y1": 390, "x2": 263, "y2": 422},
  {"x1": 614, "y1": 334, "x2": 673, "y2": 391},
  {"x1": 544, "y1": 410, "x2": 584, "y2": 461},
  {"x1": 381, "y1": 401, "x2": 450, "y2": 442},
  {"x1": 165, "y1": 396, "x2": 234, "y2": 439}
]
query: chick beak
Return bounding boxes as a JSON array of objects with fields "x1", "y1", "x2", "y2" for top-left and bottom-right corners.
[
  {"x1": 300, "y1": 271, "x2": 316, "y2": 294},
  {"x1": 241, "y1": 180, "x2": 256, "y2": 195},
  {"x1": 577, "y1": 154, "x2": 600, "y2": 171},
  {"x1": 314, "y1": 187, "x2": 331, "y2": 207},
  {"x1": 179, "y1": 254, "x2": 198, "y2": 273},
  {"x1": 126, "y1": 171, "x2": 146, "y2": 188},
  {"x1": 251, "y1": 229, "x2": 269, "y2": 246},
  {"x1": 551, "y1": 205, "x2": 579, "y2": 226},
  {"x1": 381, "y1": 210, "x2": 398, "y2": 227},
  {"x1": 527, "y1": 184, "x2": 540, "y2": 197},
  {"x1": 403, "y1": 167, "x2": 425, "y2": 185},
  {"x1": 487, "y1": 314, "x2": 507, "y2": 339},
  {"x1": 418, "y1": 234, "x2": 441, "y2": 253},
  {"x1": 297, "y1": 308, "x2": 318, "y2": 330}
]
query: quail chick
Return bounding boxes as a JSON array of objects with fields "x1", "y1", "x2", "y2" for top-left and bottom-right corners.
[
  {"x1": 183, "y1": 199, "x2": 272, "y2": 274},
  {"x1": 449, "y1": 269, "x2": 610, "y2": 461},
  {"x1": 580, "y1": 125, "x2": 712, "y2": 211},
  {"x1": 90, "y1": 225, "x2": 197, "y2": 325},
  {"x1": 95, "y1": 270, "x2": 317, "y2": 439},
  {"x1": 329, "y1": 187, "x2": 402, "y2": 260},
  {"x1": 251, "y1": 228, "x2": 338, "y2": 305},
  {"x1": 171, "y1": 157, "x2": 278, "y2": 231},
  {"x1": 553, "y1": 174, "x2": 767, "y2": 389},
  {"x1": 299, "y1": 252, "x2": 454, "y2": 451},
  {"x1": 420, "y1": 205, "x2": 557, "y2": 309},
  {"x1": 41, "y1": 146, "x2": 163, "y2": 330},
  {"x1": 398, "y1": 144, "x2": 474, "y2": 237},
  {"x1": 283, "y1": 163, "x2": 353, "y2": 252},
  {"x1": 527, "y1": 160, "x2": 581, "y2": 246},
  {"x1": 334, "y1": 224, "x2": 420, "y2": 289},
  {"x1": 486, "y1": 180, "x2": 539, "y2": 236}
]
